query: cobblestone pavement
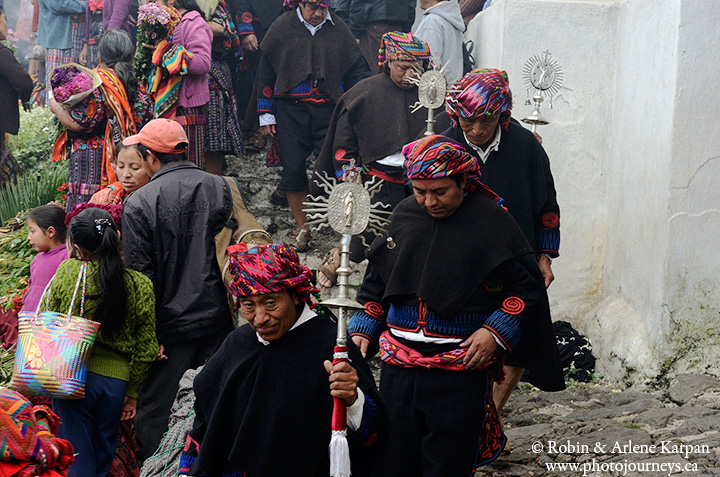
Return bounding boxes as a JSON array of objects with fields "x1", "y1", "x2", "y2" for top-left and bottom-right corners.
[{"x1": 477, "y1": 374, "x2": 720, "y2": 476}]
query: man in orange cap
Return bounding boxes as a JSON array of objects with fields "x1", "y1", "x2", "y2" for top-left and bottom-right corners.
[{"x1": 121, "y1": 118, "x2": 238, "y2": 460}]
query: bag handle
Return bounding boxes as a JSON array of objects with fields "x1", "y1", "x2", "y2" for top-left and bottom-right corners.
[
  {"x1": 36, "y1": 273, "x2": 56, "y2": 315},
  {"x1": 37, "y1": 261, "x2": 87, "y2": 318},
  {"x1": 67, "y1": 261, "x2": 88, "y2": 318}
]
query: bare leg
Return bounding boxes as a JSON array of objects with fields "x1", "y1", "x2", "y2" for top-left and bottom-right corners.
[
  {"x1": 204, "y1": 152, "x2": 224, "y2": 175},
  {"x1": 285, "y1": 190, "x2": 308, "y2": 232},
  {"x1": 493, "y1": 365, "x2": 525, "y2": 414},
  {"x1": 29, "y1": 59, "x2": 40, "y2": 78}
]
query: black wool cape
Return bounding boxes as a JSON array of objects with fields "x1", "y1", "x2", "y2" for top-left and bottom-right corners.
[{"x1": 187, "y1": 315, "x2": 387, "y2": 476}]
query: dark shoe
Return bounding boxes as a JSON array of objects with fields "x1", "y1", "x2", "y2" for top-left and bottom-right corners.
[{"x1": 270, "y1": 188, "x2": 289, "y2": 207}]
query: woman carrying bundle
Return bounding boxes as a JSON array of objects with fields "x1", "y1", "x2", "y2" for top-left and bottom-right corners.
[{"x1": 51, "y1": 29, "x2": 154, "y2": 209}]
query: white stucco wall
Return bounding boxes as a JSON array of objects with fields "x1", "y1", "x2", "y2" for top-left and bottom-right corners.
[
  {"x1": 465, "y1": 0, "x2": 720, "y2": 383},
  {"x1": 662, "y1": 0, "x2": 720, "y2": 377},
  {"x1": 602, "y1": 0, "x2": 682, "y2": 379}
]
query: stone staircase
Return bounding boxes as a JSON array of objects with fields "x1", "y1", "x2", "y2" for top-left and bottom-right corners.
[{"x1": 225, "y1": 149, "x2": 367, "y2": 299}]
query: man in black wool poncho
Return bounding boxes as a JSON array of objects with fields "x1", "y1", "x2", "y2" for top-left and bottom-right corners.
[{"x1": 179, "y1": 242, "x2": 387, "y2": 477}]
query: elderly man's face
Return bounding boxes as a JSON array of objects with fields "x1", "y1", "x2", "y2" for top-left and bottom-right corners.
[
  {"x1": 239, "y1": 290, "x2": 301, "y2": 342},
  {"x1": 412, "y1": 176, "x2": 466, "y2": 219},
  {"x1": 388, "y1": 60, "x2": 421, "y2": 90},
  {"x1": 300, "y1": 3, "x2": 329, "y2": 26},
  {"x1": 459, "y1": 114, "x2": 500, "y2": 149}
]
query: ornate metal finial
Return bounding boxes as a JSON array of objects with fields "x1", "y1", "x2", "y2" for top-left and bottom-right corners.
[
  {"x1": 302, "y1": 163, "x2": 394, "y2": 343},
  {"x1": 304, "y1": 162, "x2": 392, "y2": 246},
  {"x1": 521, "y1": 50, "x2": 564, "y2": 132},
  {"x1": 407, "y1": 61, "x2": 462, "y2": 135}
]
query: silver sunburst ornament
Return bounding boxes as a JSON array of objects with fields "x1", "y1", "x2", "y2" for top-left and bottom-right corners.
[
  {"x1": 407, "y1": 62, "x2": 462, "y2": 135},
  {"x1": 304, "y1": 163, "x2": 392, "y2": 244},
  {"x1": 303, "y1": 163, "x2": 392, "y2": 315},
  {"x1": 522, "y1": 50, "x2": 564, "y2": 132}
]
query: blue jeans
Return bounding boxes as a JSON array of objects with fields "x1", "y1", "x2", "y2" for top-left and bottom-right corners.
[{"x1": 54, "y1": 372, "x2": 127, "y2": 477}]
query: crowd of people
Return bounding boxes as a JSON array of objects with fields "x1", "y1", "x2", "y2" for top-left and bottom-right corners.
[{"x1": 0, "y1": 0, "x2": 567, "y2": 476}]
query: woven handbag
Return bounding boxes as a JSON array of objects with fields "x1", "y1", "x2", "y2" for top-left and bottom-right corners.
[{"x1": 11, "y1": 262, "x2": 101, "y2": 399}]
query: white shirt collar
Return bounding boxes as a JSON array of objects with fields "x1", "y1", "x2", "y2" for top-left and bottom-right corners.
[
  {"x1": 256, "y1": 302, "x2": 317, "y2": 345},
  {"x1": 463, "y1": 126, "x2": 502, "y2": 163},
  {"x1": 296, "y1": 7, "x2": 333, "y2": 36}
]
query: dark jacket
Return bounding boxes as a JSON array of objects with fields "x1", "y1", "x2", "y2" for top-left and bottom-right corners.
[
  {"x1": 333, "y1": 0, "x2": 416, "y2": 38},
  {"x1": 229, "y1": 0, "x2": 285, "y2": 33},
  {"x1": 122, "y1": 162, "x2": 233, "y2": 344},
  {"x1": 0, "y1": 45, "x2": 33, "y2": 135},
  {"x1": 443, "y1": 119, "x2": 561, "y2": 258}
]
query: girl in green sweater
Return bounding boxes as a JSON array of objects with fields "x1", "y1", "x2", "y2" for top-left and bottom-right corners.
[{"x1": 48, "y1": 208, "x2": 159, "y2": 476}]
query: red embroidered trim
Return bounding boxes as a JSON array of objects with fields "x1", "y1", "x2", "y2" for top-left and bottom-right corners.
[
  {"x1": 334, "y1": 148, "x2": 347, "y2": 161},
  {"x1": 364, "y1": 301, "x2": 384, "y2": 319},
  {"x1": 262, "y1": 87, "x2": 273, "y2": 98},
  {"x1": 482, "y1": 324, "x2": 512, "y2": 351},
  {"x1": 541, "y1": 212, "x2": 559, "y2": 228},
  {"x1": 500, "y1": 297, "x2": 525, "y2": 315}
]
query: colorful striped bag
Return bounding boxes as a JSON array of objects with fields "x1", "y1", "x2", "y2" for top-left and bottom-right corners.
[{"x1": 10, "y1": 262, "x2": 101, "y2": 399}]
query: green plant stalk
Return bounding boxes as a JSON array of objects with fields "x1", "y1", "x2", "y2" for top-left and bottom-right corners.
[
  {"x1": 0, "y1": 345, "x2": 16, "y2": 386},
  {"x1": 0, "y1": 162, "x2": 68, "y2": 223},
  {"x1": 0, "y1": 226, "x2": 35, "y2": 311}
]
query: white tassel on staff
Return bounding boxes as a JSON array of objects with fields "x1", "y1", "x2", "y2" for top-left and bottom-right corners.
[
  {"x1": 329, "y1": 428, "x2": 351, "y2": 477},
  {"x1": 329, "y1": 345, "x2": 351, "y2": 477}
]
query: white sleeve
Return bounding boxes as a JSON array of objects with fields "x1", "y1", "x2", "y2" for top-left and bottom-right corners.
[
  {"x1": 492, "y1": 333, "x2": 507, "y2": 350},
  {"x1": 259, "y1": 113, "x2": 276, "y2": 126},
  {"x1": 346, "y1": 388, "x2": 365, "y2": 431}
]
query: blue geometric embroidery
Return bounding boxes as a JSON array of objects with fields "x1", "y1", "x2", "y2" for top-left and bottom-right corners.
[
  {"x1": 257, "y1": 97, "x2": 274, "y2": 114},
  {"x1": 536, "y1": 231, "x2": 560, "y2": 253},
  {"x1": 348, "y1": 311, "x2": 385, "y2": 343},
  {"x1": 483, "y1": 310, "x2": 522, "y2": 351}
]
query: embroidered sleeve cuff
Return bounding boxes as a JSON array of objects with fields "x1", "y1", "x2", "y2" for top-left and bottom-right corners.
[
  {"x1": 491, "y1": 333, "x2": 507, "y2": 351},
  {"x1": 178, "y1": 435, "x2": 200, "y2": 474},
  {"x1": 348, "y1": 311, "x2": 385, "y2": 344},
  {"x1": 483, "y1": 309, "x2": 522, "y2": 351},
  {"x1": 535, "y1": 230, "x2": 560, "y2": 256},
  {"x1": 257, "y1": 97, "x2": 275, "y2": 116},
  {"x1": 236, "y1": 23, "x2": 254, "y2": 35}
]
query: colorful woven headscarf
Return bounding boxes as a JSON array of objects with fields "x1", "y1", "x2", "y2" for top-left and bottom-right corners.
[
  {"x1": 446, "y1": 68, "x2": 513, "y2": 130},
  {"x1": 283, "y1": 0, "x2": 332, "y2": 10},
  {"x1": 403, "y1": 135, "x2": 486, "y2": 192},
  {"x1": 377, "y1": 31, "x2": 433, "y2": 72},
  {"x1": 227, "y1": 243, "x2": 320, "y2": 307}
]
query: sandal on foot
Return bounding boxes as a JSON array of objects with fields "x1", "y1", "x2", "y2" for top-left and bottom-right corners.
[
  {"x1": 318, "y1": 247, "x2": 340, "y2": 287},
  {"x1": 290, "y1": 228, "x2": 311, "y2": 252},
  {"x1": 244, "y1": 130, "x2": 267, "y2": 152}
]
